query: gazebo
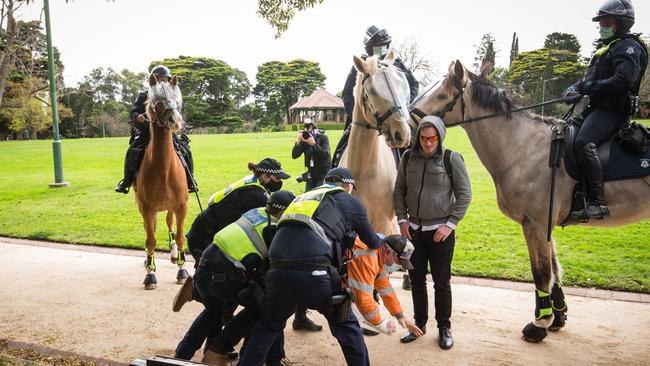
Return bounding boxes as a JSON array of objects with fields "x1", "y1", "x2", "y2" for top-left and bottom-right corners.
[{"x1": 288, "y1": 88, "x2": 345, "y2": 124}]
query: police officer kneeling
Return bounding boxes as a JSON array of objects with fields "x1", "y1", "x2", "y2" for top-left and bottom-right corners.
[
  {"x1": 239, "y1": 167, "x2": 386, "y2": 366},
  {"x1": 175, "y1": 190, "x2": 296, "y2": 365}
]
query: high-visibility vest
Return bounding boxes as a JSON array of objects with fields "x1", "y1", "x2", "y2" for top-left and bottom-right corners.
[
  {"x1": 279, "y1": 185, "x2": 346, "y2": 245},
  {"x1": 213, "y1": 207, "x2": 275, "y2": 269},
  {"x1": 208, "y1": 175, "x2": 266, "y2": 207}
]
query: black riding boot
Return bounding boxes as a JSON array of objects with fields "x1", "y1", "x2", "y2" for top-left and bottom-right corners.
[
  {"x1": 331, "y1": 126, "x2": 351, "y2": 168},
  {"x1": 571, "y1": 143, "x2": 610, "y2": 220},
  {"x1": 115, "y1": 173, "x2": 134, "y2": 194}
]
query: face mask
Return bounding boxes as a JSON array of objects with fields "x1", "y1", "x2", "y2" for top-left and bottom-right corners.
[
  {"x1": 599, "y1": 26, "x2": 615, "y2": 40},
  {"x1": 385, "y1": 263, "x2": 401, "y2": 275},
  {"x1": 372, "y1": 45, "x2": 389, "y2": 57},
  {"x1": 263, "y1": 179, "x2": 283, "y2": 193}
]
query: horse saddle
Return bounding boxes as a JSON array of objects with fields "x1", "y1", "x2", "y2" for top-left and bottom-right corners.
[{"x1": 562, "y1": 119, "x2": 650, "y2": 182}]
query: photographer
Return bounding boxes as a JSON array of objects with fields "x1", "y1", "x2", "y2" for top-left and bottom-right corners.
[{"x1": 292, "y1": 118, "x2": 332, "y2": 191}]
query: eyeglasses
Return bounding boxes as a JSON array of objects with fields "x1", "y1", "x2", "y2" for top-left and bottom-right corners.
[{"x1": 419, "y1": 135, "x2": 439, "y2": 144}]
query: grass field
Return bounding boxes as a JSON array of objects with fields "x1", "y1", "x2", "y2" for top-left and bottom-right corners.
[{"x1": 0, "y1": 128, "x2": 648, "y2": 292}]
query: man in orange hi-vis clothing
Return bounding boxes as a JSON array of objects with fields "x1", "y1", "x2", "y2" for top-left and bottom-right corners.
[{"x1": 346, "y1": 235, "x2": 423, "y2": 336}]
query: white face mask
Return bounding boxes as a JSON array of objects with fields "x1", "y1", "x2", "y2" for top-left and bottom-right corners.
[{"x1": 372, "y1": 45, "x2": 389, "y2": 57}]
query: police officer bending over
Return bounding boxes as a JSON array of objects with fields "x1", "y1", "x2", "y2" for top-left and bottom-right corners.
[
  {"x1": 562, "y1": 0, "x2": 648, "y2": 220},
  {"x1": 238, "y1": 167, "x2": 388, "y2": 366},
  {"x1": 175, "y1": 190, "x2": 295, "y2": 366},
  {"x1": 115, "y1": 65, "x2": 198, "y2": 194}
]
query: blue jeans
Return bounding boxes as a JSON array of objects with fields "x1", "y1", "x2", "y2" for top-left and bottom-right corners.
[{"x1": 238, "y1": 269, "x2": 369, "y2": 366}]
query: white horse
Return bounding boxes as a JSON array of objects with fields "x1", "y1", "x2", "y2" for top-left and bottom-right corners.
[
  {"x1": 339, "y1": 50, "x2": 412, "y2": 235},
  {"x1": 410, "y1": 60, "x2": 650, "y2": 342}
]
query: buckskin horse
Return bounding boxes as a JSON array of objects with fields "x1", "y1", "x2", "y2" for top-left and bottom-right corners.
[
  {"x1": 135, "y1": 72, "x2": 189, "y2": 290},
  {"x1": 339, "y1": 50, "x2": 412, "y2": 235},
  {"x1": 409, "y1": 60, "x2": 650, "y2": 341}
]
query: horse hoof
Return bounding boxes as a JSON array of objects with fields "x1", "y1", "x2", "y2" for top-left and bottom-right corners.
[
  {"x1": 522, "y1": 322, "x2": 547, "y2": 342},
  {"x1": 143, "y1": 273, "x2": 158, "y2": 290},
  {"x1": 549, "y1": 310, "x2": 567, "y2": 332},
  {"x1": 176, "y1": 268, "x2": 189, "y2": 284}
]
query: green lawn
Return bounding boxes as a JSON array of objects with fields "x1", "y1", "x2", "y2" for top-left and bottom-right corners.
[{"x1": 0, "y1": 129, "x2": 648, "y2": 293}]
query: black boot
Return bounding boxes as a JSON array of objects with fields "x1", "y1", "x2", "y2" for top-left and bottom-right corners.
[
  {"x1": 571, "y1": 143, "x2": 610, "y2": 220},
  {"x1": 292, "y1": 309, "x2": 322, "y2": 332},
  {"x1": 115, "y1": 174, "x2": 134, "y2": 194}
]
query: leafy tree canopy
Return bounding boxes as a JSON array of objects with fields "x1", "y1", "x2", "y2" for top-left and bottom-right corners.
[
  {"x1": 544, "y1": 32, "x2": 581, "y2": 54},
  {"x1": 257, "y1": 0, "x2": 324, "y2": 38}
]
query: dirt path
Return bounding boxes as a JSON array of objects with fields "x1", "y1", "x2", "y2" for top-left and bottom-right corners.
[{"x1": 1, "y1": 238, "x2": 649, "y2": 366}]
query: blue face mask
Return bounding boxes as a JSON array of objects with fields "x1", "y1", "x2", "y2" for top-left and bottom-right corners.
[{"x1": 599, "y1": 26, "x2": 615, "y2": 40}]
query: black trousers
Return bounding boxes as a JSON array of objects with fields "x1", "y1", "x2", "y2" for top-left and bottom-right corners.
[
  {"x1": 575, "y1": 108, "x2": 628, "y2": 151},
  {"x1": 408, "y1": 227, "x2": 455, "y2": 330}
]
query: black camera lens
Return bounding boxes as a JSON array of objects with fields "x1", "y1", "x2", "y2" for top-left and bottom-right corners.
[{"x1": 302, "y1": 130, "x2": 311, "y2": 139}]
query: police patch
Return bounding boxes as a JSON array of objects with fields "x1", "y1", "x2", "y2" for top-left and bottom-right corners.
[
  {"x1": 626, "y1": 46, "x2": 635, "y2": 55},
  {"x1": 641, "y1": 159, "x2": 649, "y2": 169},
  {"x1": 243, "y1": 208, "x2": 267, "y2": 226}
]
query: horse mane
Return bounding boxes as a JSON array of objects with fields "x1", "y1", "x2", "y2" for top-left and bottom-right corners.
[{"x1": 444, "y1": 68, "x2": 560, "y2": 126}]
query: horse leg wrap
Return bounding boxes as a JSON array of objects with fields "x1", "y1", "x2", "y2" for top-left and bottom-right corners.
[
  {"x1": 535, "y1": 288, "x2": 553, "y2": 321},
  {"x1": 176, "y1": 267, "x2": 189, "y2": 284},
  {"x1": 549, "y1": 283, "x2": 568, "y2": 331},
  {"x1": 177, "y1": 251, "x2": 186, "y2": 266},
  {"x1": 168, "y1": 231, "x2": 176, "y2": 248},
  {"x1": 146, "y1": 253, "x2": 156, "y2": 271}
]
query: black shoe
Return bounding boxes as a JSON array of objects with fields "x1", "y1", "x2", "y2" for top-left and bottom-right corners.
[
  {"x1": 438, "y1": 327, "x2": 454, "y2": 350},
  {"x1": 362, "y1": 328, "x2": 380, "y2": 336},
  {"x1": 402, "y1": 274, "x2": 412, "y2": 291},
  {"x1": 400, "y1": 325, "x2": 425, "y2": 343},
  {"x1": 570, "y1": 201, "x2": 610, "y2": 221},
  {"x1": 115, "y1": 179, "x2": 130, "y2": 194},
  {"x1": 292, "y1": 317, "x2": 323, "y2": 332}
]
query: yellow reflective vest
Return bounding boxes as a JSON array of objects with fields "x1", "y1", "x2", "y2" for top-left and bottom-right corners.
[
  {"x1": 208, "y1": 175, "x2": 266, "y2": 207},
  {"x1": 213, "y1": 207, "x2": 275, "y2": 269}
]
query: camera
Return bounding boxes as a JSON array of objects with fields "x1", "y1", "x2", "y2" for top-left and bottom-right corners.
[
  {"x1": 301, "y1": 130, "x2": 312, "y2": 139},
  {"x1": 296, "y1": 172, "x2": 311, "y2": 183}
]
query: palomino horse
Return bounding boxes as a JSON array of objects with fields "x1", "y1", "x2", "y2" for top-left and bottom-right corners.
[
  {"x1": 339, "y1": 50, "x2": 412, "y2": 235},
  {"x1": 135, "y1": 73, "x2": 189, "y2": 290},
  {"x1": 410, "y1": 60, "x2": 650, "y2": 341}
]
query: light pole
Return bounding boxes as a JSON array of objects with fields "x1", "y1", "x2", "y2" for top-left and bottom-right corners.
[
  {"x1": 541, "y1": 77, "x2": 561, "y2": 117},
  {"x1": 44, "y1": 0, "x2": 69, "y2": 188}
]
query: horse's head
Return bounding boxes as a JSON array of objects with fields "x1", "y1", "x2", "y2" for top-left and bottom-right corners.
[
  {"x1": 352, "y1": 49, "x2": 411, "y2": 148},
  {"x1": 147, "y1": 73, "x2": 184, "y2": 131},
  {"x1": 412, "y1": 60, "x2": 510, "y2": 127}
]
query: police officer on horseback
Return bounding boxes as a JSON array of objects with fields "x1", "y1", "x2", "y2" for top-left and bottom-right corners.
[
  {"x1": 332, "y1": 25, "x2": 419, "y2": 167},
  {"x1": 115, "y1": 65, "x2": 197, "y2": 194},
  {"x1": 563, "y1": 0, "x2": 648, "y2": 220}
]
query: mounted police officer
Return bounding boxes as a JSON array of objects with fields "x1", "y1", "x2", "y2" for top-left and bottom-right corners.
[
  {"x1": 115, "y1": 65, "x2": 197, "y2": 194},
  {"x1": 174, "y1": 190, "x2": 296, "y2": 365},
  {"x1": 562, "y1": 0, "x2": 648, "y2": 220},
  {"x1": 239, "y1": 167, "x2": 389, "y2": 366},
  {"x1": 332, "y1": 25, "x2": 420, "y2": 167}
]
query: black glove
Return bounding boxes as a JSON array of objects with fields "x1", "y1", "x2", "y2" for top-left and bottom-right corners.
[{"x1": 562, "y1": 84, "x2": 582, "y2": 105}]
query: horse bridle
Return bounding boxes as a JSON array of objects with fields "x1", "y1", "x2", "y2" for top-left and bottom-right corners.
[
  {"x1": 354, "y1": 62, "x2": 410, "y2": 134},
  {"x1": 149, "y1": 82, "x2": 181, "y2": 126},
  {"x1": 410, "y1": 77, "x2": 468, "y2": 127}
]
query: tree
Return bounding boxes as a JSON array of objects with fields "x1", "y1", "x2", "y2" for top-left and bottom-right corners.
[
  {"x1": 257, "y1": 0, "x2": 324, "y2": 38},
  {"x1": 473, "y1": 33, "x2": 497, "y2": 73},
  {"x1": 544, "y1": 32, "x2": 581, "y2": 54},
  {"x1": 509, "y1": 32, "x2": 519, "y2": 67},
  {"x1": 150, "y1": 56, "x2": 251, "y2": 130},
  {"x1": 396, "y1": 37, "x2": 435, "y2": 86},
  {"x1": 253, "y1": 59, "x2": 325, "y2": 126},
  {"x1": 509, "y1": 48, "x2": 586, "y2": 115}
]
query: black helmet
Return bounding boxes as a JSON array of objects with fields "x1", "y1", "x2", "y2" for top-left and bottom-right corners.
[
  {"x1": 592, "y1": 0, "x2": 635, "y2": 32},
  {"x1": 364, "y1": 25, "x2": 392, "y2": 48},
  {"x1": 268, "y1": 190, "x2": 296, "y2": 210},
  {"x1": 325, "y1": 167, "x2": 355, "y2": 187},
  {"x1": 150, "y1": 65, "x2": 172, "y2": 78}
]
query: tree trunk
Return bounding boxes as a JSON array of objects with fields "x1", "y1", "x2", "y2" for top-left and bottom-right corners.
[{"x1": 0, "y1": 0, "x2": 17, "y2": 107}]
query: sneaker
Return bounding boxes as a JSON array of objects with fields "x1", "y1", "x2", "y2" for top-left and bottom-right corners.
[
  {"x1": 292, "y1": 317, "x2": 323, "y2": 332},
  {"x1": 172, "y1": 275, "x2": 193, "y2": 312},
  {"x1": 362, "y1": 328, "x2": 380, "y2": 336},
  {"x1": 402, "y1": 274, "x2": 412, "y2": 290}
]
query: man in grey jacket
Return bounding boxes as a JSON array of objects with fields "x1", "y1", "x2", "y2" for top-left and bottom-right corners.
[{"x1": 393, "y1": 115, "x2": 472, "y2": 350}]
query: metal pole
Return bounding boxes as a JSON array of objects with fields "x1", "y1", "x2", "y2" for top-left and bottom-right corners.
[
  {"x1": 541, "y1": 79, "x2": 547, "y2": 117},
  {"x1": 44, "y1": 0, "x2": 69, "y2": 188}
]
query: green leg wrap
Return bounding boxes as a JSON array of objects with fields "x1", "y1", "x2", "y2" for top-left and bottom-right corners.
[
  {"x1": 535, "y1": 288, "x2": 552, "y2": 320},
  {"x1": 146, "y1": 253, "x2": 156, "y2": 271},
  {"x1": 168, "y1": 231, "x2": 176, "y2": 249},
  {"x1": 177, "y1": 251, "x2": 186, "y2": 266}
]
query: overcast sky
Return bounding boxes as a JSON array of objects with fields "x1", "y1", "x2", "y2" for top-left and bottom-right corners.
[{"x1": 19, "y1": 0, "x2": 650, "y2": 94}]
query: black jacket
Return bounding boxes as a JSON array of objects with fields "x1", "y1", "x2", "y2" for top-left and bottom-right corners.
[
  {"x1": 269, "y1": 190, "x2": 382, "y2": 263},
  {"x1": 130, "y1": 92, "x2": 149, "y2": 139},
  {"x1": 342, "y1": 57, "x2": 419, "y2": 126},
  {"x1": 580, "y1": 33, "x2": 648, "y2": 114},
  {"x1": 291, "y1": 132, "x2": 332, "y2": 181}
]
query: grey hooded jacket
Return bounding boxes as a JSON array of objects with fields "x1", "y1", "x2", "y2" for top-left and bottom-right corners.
[{"x1": 393, "y1": 116, "x2": 472, "y2": 228}]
